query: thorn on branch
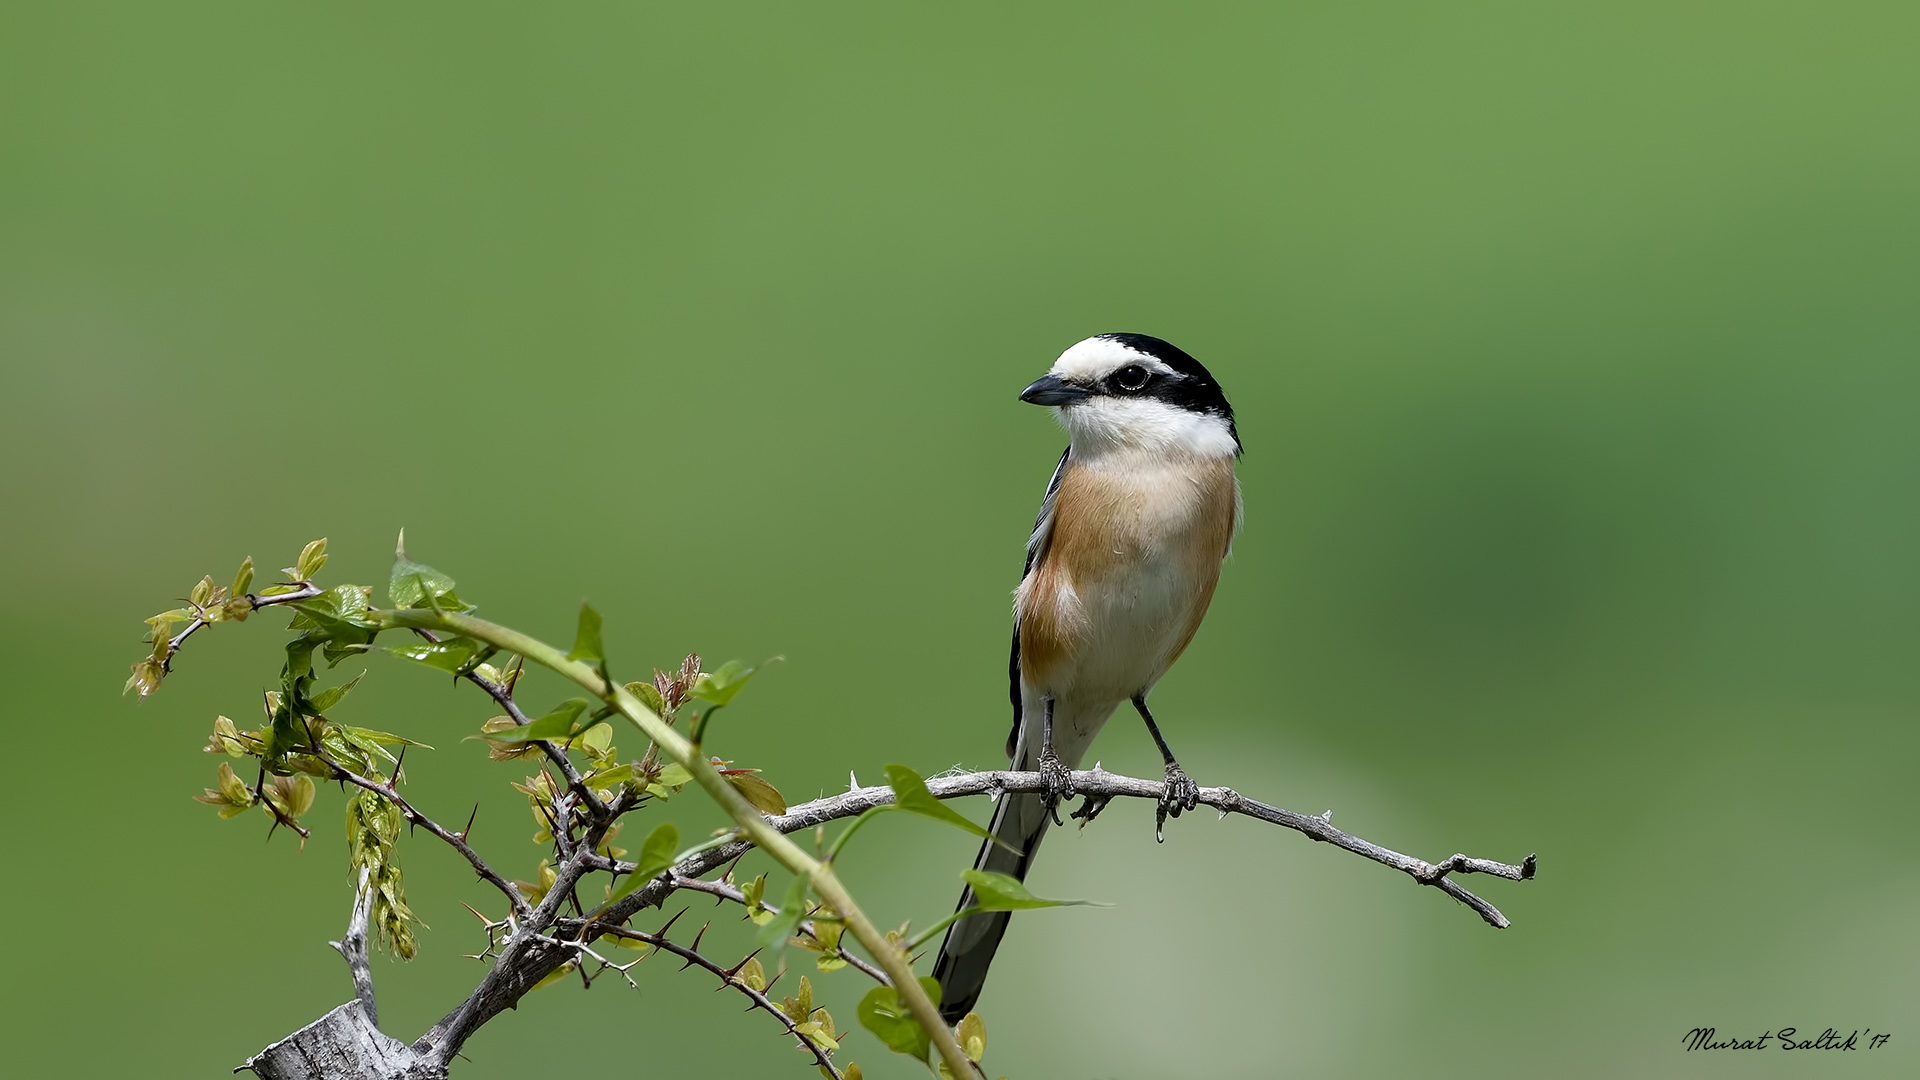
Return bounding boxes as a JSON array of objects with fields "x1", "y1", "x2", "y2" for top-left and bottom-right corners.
[
  {"x1": 722, "y1": 948, "x2": 763, "y2": 979},
  {"x1": 574, "y1": 918, "x2": 847, "y2": 1077},
  {"x1": 656, "y1": 906, "x2": 689, "y2": 940}
]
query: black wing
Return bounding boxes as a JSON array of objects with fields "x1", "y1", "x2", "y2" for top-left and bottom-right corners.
[{"x1": 1005, "y1": 447, "x2": 1071, "y2": 760}]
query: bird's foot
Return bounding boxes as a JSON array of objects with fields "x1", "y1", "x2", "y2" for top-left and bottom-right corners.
[
  {"x1": 1069, "y1": 793, "x2": 1112, "y2": 828},
  {"x1": 1155, "y1": 762, "x2": 1200, "y2": 843},
  {"x1": 1038, "y1": 748, "x2": 1075, "y2": 827}
]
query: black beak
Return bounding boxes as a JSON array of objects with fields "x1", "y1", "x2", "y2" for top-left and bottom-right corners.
[{"x1": 1019, "y1": 374, "x2": 1092, "y2": 406}]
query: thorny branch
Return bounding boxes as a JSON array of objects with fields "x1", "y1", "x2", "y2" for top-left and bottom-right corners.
[
  {"x1": 412, "y1": 830, "x2": 595, "y2": 1061},
  {"x1": 662, "y1": 872, "x2": 894, "y2": 986},
  {"x1": 567, "y1": 916, "x2": 846, "y2": 1079},
  {"x1": 279, "y1": 757, "x2": 1531, "y2": 1074},
  {"x1": 418, "y1": 633, "x2": 614, "y2": 821},
  {"x1": 163, "y1": 583, "x2": 323, "y2": 671},
  {"x1": 594, "y1": 765, "x2": 1535, "y2": 932},
  {"x1": 577, "y1": 861, "x2": 898, "y2": 987}
]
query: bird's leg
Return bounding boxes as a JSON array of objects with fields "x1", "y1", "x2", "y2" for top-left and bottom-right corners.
[
  {"x1": 1036, "y1": 696, "x2": 1074, "y2": 826},
  {"x1": 1132, "y1": 694, "x2": 1198, "y2": 843}
]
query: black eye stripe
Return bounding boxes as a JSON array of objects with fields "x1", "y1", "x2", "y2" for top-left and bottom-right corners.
[{"x1": 1080, "y1": 332, "x2": 1241, "y2": 454}]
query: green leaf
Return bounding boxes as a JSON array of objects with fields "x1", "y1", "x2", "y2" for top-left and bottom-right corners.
[
  {"x1": 486, "y1": 699, "x2": 592, "y2": 744},
  {"x1": 341, "y1": 725, "x2": 430, "y2": 752},
  {"x1": 387, "y1": 530, "x2": 461, "y2": 610},
  {"x1": 742, "y1": 873, "x2": 772, "y2": 924},
  {"x1": 625, "y1": 679, "x2": 667, "y2": 719},
  {"x1": 294, "y1": 538, "x2": 328, "y2": 581},
  {"x1": 633, "y1": 822, "x2": 679, "y2": 878},
  {"x1": 307, "y1": 670, "x2": 366, "y2": 715},
  {"x1": 856, "y1": 978, "x2": 942, "y2": 1061},
  {"x1": 738, "y1": 955, "x2": 768, "y2": 990},
  {"x1": 125, "y1": 657, "x2": 164, "y2": 699},
  {"x1": 608, "y1": 822, "x2": 679, "y2": 903},
  {"x1": 383, "y1": 638, "x2": 481, "y2": 674},
  {"x1": 282, "y1": 587, "x2": 380, "y2": 671},
  {"x1": 567, "y1": 602, "x2": 604, "y2": 663},
  {"x1": 289, "y1": 584, "x2": 378, "y2": 633},
  {"x1": 265, "y1": 774, "x2": 316, "y2": 818},
  {"x1": 231, "y1": 555, "x2": 255, "y2": 599},
  {"x1": 653, "y1": 763, "x2": 692, "y2": 788},
  {"x1": 217, "y1": 760, "x2": 250, "y2": 803},
  {"x1": 146, "y1": 607, "x2": 194, "y2": 627},
  {"x1": 794, "y1": 1022, "x2": 838, "y2": 1052},
  {"x1": 956, "y1": 1012, "x2": 987, "y2": 1063},
  {"x1": 724, "y1": 771, "x2": 788, "y2": 815},
  {"x1": 755, "y1": 870, "x2": 812, "y2": 971},
  {"x1": 959, "y1": 869, "x2": 1102, "y2": 911},
  {"x1": 785, "y1": 974, "x2": 815, "y2": 1021},
  {"x1": 810, "y1": 918, "x2": 844, "y2": 954},
  {"x1": 885, "y1": 764, "x2": 1018, "y2": 854},
  {"x1": 690, "y1": 658, "x2": 770, "y2": 707},
  {"x1": 578, "y1": 720, "x2": 613, "y2": 756},
  {"x1": 584, "y1": 763, "x2": 634, "y2": 789}
]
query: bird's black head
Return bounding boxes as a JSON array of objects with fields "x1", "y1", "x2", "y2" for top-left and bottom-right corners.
[{"x1": 1019, "y1": 333, "x2": 1240, "y2": 456}]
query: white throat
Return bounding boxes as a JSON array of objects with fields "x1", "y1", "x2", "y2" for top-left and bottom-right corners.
[{"x1": 1054, "y1": 397, "x2": 1239, "y2": 461}]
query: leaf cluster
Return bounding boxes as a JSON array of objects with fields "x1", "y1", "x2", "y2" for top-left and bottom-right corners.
[{"x1": 133, "y1": 536, "x2": 1106, "y2": 1078}]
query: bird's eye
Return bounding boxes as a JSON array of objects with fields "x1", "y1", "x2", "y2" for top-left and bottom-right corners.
[{"x1": 1112, "y1": 365, "x2": 1150, "y2": 392}]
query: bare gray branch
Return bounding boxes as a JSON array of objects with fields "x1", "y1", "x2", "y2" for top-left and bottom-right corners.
[
  {"x1": 241, "y1": 1002, "x2": 434, "y2": 1080},
  {"x1": 327, "y1": 868, "x2": 379, "y2": 1028},
  {"x1": 251, "y1": 761, "x2": 1533, "y2": 1076},
  {"x1": 599, "y1": 764, "x2": 1535, "y2": 931}
]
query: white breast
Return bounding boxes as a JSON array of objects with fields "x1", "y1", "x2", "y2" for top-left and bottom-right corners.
[{"x1": 1016, "y1": 451, "x2": 1237, "y2": 740}]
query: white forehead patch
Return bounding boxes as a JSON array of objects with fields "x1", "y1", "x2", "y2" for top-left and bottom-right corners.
[{"x1": 1050, "y1": 336, "x2": 1177, "y2": 383}]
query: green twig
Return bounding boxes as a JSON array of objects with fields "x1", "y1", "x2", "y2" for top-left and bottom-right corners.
[{"x1": 903, "y1": 905, "x2": 977, "y2": 955}]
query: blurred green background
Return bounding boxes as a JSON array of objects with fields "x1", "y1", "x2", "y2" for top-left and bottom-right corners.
[{"x1": 3, "y1": 2, "x2": 1915, "y2": 1077}]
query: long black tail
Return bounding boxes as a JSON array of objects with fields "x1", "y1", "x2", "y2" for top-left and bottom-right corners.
[{"x1": 930, "y1": 772, "x2": 1054, "y2": 1023}]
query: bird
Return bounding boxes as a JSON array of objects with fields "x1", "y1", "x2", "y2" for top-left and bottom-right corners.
[{"x1": 932, "y1": 332, "x2": 1242, "y2": 1023}]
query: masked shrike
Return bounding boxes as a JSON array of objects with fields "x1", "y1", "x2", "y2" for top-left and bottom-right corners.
[{"x1": 933, "y1": 332, "x2": 1242, "y2": 1022}]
